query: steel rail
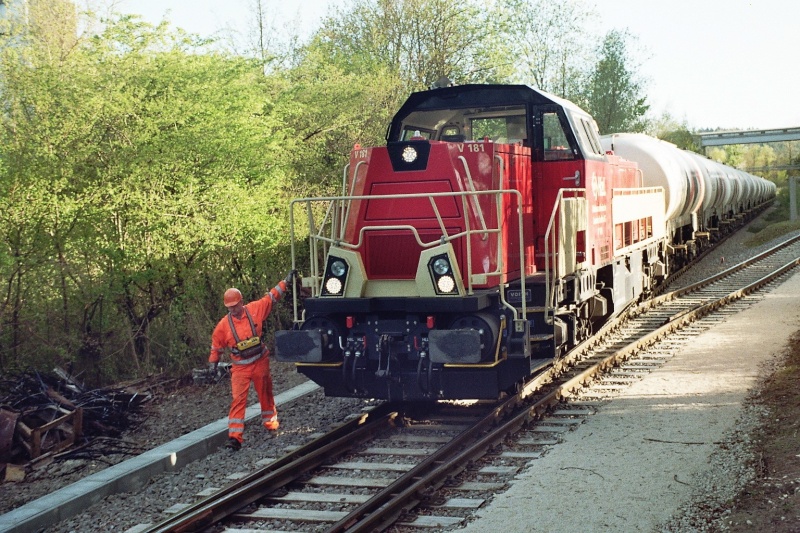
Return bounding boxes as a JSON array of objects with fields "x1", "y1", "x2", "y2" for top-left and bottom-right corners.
[
  {"x1": 325, "y1": 396, "x2": 517, "y2": 533},
  {"x1": 558, "y1": 255, "x2": 800, "y2": 400},
  {"x1": 142, "y1": 402, "x2": 401, "y2": 533}
]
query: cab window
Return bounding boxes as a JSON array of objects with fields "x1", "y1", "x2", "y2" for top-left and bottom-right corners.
[
  {"x1": 573, "y1": 117, "x2": 605, "y2": 158},
  {"x1": 543, "y1": 112, "x2": 575, "y2": 161},
  {"x1": 470, "y1": 114, "x2": 528, "y2": 144},
  {"x1": 401, "y1": 128, "x2": 432, "y2": 140}
]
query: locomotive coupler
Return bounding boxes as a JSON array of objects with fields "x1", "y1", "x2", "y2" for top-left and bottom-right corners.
[
  {"x1": 416, "y1": 336, "x2": 434, "y2": 396},
  {"x1": 343, "y1": 336, "x2": 367, "y2": 392},
  {"x1": 375, "y1": 334, "x2": 394, "y2": 378}
]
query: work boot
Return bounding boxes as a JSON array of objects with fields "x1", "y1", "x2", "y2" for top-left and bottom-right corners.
[
  {"x1": 225, "y1": 437, "x2": 241, "y2": 451},
  {"x1": 264, "y1": 420, "x2": 279, "y2": 431}
]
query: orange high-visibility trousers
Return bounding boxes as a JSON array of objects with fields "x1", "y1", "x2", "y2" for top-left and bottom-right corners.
[{"x1": 227, "y1": 356, "x2": 277, "y2": 443}]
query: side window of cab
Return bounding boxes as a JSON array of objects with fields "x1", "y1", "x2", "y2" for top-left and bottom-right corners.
[{"x1": 543, "y1": 112, "x2": 576, "y2": 161}]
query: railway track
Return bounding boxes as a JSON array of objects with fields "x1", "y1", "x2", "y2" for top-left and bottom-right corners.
[{"x1": 133, "y1": 232, "x2": 800, "y2": 533}]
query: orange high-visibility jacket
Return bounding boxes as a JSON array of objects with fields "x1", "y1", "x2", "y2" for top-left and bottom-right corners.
[{"x1": 209, "y1": 280, "x2": 287, "y2": 364}]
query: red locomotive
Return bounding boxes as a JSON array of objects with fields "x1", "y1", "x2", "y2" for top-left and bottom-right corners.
[{"x1": 275, "y1": 83, "x2": 775, "y2": 401}]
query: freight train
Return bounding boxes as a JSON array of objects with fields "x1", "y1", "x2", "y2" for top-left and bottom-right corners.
[{"x1": 274, "y1": 83, "x2": 776, "y2": 401}]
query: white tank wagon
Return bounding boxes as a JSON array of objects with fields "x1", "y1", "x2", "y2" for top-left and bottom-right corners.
[
  {"x1": 601, "y1": 132, "x2": 776, "y2": 267},
  {"x1": 681, "y1": 149, "x2": 776, "y2": 226},
  {"x1": 601, "y1": 134, "x2": 700, "y2": 232}
]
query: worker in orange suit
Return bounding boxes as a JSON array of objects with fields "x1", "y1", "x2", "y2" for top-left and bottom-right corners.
[{"x1": 209, "y1": 270, "x2": 295, "y2": 451}]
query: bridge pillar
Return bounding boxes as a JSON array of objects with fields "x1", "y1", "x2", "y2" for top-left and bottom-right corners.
[{"x1": 792, "y1": 177, "x2": 798, "y2": 221}]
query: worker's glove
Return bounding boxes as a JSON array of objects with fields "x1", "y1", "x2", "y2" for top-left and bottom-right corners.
[
  {"x1": 208, "y1": 362, "x2": 218, "y2": 376},
  {"x1": 284, "y1": 269, "x2": 297, "y2": 285}
]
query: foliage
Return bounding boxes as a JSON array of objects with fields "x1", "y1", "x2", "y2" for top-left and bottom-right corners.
[
  {"x1": 578, "y1": 29, "x2": 649, "y2": 134},
  {"x1": 646, "y1": 112, "x2": 702, "y2": 151},
  {"x1": 313, "y1": 0, "x2": 511, "y2": 89},
  {"x1": 278, "y1": 47, "x2": 402, "y2": 195},
  {"x1": 744, "y1": 219, "x2": 800, "y2": 247},
  {"x1": 707, "y1": 143, "x2": 785, "y2": 181},
  {"x1": 0, "y1": 10, "x2": 295, "y2": 381},
  {"x1": 500, "y1": 0, "x2": 594, "y2": 98}
]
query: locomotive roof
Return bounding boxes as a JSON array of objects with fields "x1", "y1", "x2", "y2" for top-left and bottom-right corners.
[{"x1": 391, "y1": 84, "x2": 588, "y2": 123}]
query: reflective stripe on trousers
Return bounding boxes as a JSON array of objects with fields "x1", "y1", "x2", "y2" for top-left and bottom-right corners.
[
  {"x1": 230, "y1": 351, "x2": 263, "y2": 365},
  {"x1": 227, "y1": 356, "x2": 277, "y2": 442}
]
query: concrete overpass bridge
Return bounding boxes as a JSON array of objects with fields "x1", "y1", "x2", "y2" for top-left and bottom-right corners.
[
  {"x1": 697, "y1": 127, "x2": 800, "y2": 174},
  {"x1": 697, "y1": 127, "x2": 800, "y2": 147}
]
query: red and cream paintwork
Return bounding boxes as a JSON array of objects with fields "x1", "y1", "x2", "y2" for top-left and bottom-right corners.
[{"x1": 275, "y1": 84, "x2": 775, "y2": 402}]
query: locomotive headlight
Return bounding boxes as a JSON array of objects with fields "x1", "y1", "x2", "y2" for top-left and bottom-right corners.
[
  {"x1": 322, "y1": 255, "x2": 349, "y2": 297},
  {"x1": 432, "y1": 258, "x2": 450, "y2": 275},
  {"x1": 325, "y1": 277, "x2": 343, "y2": 295},
  {"x1": 402, "y1": 146, "x2": 418, "y2": 163},
  {"x1": 427, "y1": 253, "x2": 459, "y2": 295},
  {"x1": 330, "y1": 260, "x2": 347, "y2": 277},
  {"x1": 437, "y1": 275, "x2": 456, "y2": 293}
]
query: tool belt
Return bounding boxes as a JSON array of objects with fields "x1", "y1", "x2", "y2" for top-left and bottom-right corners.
[{"x1": 228, "y1": 308, "x2": 265, "y2": 362}]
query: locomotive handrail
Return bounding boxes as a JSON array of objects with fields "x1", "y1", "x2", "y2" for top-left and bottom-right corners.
[
  {"x1": 339, "y1": 160, "x2": 368, "y2": 240},
  {"x1": 339, "y1": 161, "x2": 350, "y2": 236},
  {"x1": 456, "y1": 155, "x2": 490, "y2": 240},
  {"x1": 288, "y1": 188, "x2": 528, "y2": 323},
  {"x1": 300, "y1": 193, "x2": 502, "y2": 254},
  {"x1": 543, "y1": 188, "x2": 585, "y2": 325},
  {"x1": 491, "y1": 154, "x2": 525, "y2": 327}
]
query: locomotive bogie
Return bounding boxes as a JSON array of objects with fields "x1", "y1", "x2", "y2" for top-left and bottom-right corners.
[{"x1": 275, "y1": 83, "x2": 775, "y2": 401}]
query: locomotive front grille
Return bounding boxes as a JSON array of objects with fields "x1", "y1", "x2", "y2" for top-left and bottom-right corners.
[{"x1": 364, "y1": 230, "x2": 462, "y2": 279}]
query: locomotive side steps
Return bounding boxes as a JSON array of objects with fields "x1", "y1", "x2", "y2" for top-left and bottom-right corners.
[{"x1": 0, "y1": 381, "x2": 320, "y2": 533}]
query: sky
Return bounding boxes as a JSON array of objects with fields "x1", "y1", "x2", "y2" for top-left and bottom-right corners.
[{"x1": 118, "y1": 0, "x2": 800, "y2": 131}]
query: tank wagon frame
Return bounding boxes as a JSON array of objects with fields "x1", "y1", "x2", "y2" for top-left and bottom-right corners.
[{"x1": 275, "y1": 84, "x2": 776, "y2": 401}]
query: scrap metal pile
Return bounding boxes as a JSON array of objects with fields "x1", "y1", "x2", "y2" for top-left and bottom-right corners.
[{"x1": 0, "y1": 368, "x2": 152, "y2": 479}]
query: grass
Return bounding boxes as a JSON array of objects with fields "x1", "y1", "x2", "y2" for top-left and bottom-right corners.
[
  {"x1": 742, "y1": 193, "x2": 800, "y2": 246},
  {"x1": 744, "y1": 219, "x2": 800, "y2": 246}
]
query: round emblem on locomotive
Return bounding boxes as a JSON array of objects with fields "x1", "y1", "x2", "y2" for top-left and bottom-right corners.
[{"x1": 401, "y1": 146, "x2": 418, "y2": 163}]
